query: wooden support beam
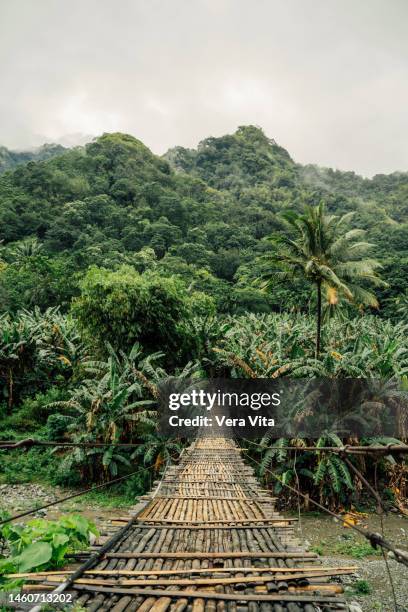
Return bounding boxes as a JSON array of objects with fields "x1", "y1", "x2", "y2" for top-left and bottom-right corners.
[
  {"x1": 22, "y1": 583, "x2": 343, "y2": 596},
  {"x1": 165, "y1": 477, "x2": 257, "y2": 481},
  {"x1": 38, "y1": 569, "x2": 355, "y2": 588},
  {"x1": 73, "y1": 584, "x2": 346, "y2": 604},
  {"x1": 137, "y1": 519, "x2": 297, "y2": 525},
  {"x1": 9, "y1": 566, "x2": 356, "y2": 580},
  {"x1": 105, "y1": 551, "x2": 316, "y2": 560},
  {"x1": 129, "y1": 523, "x2": 297, "y2": 530},
  {"x1": 142, "y1": 495, "x2": 274, "y2": 501},
  {"x1": 289, "y1": 585, "x2": 343, "y2": 594}
]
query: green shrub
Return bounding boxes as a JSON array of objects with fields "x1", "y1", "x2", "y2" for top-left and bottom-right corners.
[
  {"x1": 123, "y1": 470, "x2": 152, "y2": 497},
  {"x1": 353, "y1": 579, "x2": 372, "y2": 595},
  {"x1": 50, "y1": 457, "x2": 83, "y2": 488},
  {"x1": 0, "y1": 388, "x2": 69, "y2": 433},
  {"x1": 45, "y1": 413, "x2": 74, "y2": 441},
  {"x1": 0, "y1": 448, "x2": 58, "y2": 485},
  {"x1": 0, "y1": 514, "x2": 99, "y2": 588}
]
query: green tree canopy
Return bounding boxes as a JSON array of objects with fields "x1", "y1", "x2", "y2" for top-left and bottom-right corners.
[{"x1": 72, "y1": 266, "x2": 198, "y2": 361}]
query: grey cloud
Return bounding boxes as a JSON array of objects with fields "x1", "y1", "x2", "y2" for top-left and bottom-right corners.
[{"x1": 0, "y1": 0, "x2": 407, "y2": 176}]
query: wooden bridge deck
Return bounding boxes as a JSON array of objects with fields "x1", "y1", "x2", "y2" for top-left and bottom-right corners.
[{"x1": 68, "y1": 437, "x2": 350, "y2": 611}]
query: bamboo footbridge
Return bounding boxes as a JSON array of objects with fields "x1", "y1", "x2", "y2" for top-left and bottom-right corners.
[{"x1": 29, "y1": 437, "x2": 355, "y2": 611}]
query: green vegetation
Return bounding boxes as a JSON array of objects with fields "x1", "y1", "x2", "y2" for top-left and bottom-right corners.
[
  {"x1": 310, "y1": 544, "x2": 324, "y2": 556},
  {"x1": 352, "y1": 579, "x2": 372, "y2": 595},
  {"x1": 1, "y1": 307, "x2": 406, "y2": 507},
  {"x1": 308, "y1": 529, "x2": 383, "y2": 560},
  {"x1": 334, "y1": 535, "x2": 382, "y2": 558},
  {"x1": 0, "y1": 126, "x2": 407, "y2": 316},
  {"x1": 0, "y1": 513, "x2": 98, "y2": 588},
  {"x1": 72, "y1": 265, "x2": 205, "y2": 359},
  {"x1": 0, "y1": 125, "x2": 407, "y2": 516},
  {"x1": 77, "y1": 490, "x2": 135, "y2": 508},
  {"x1": 0, "y1": 447, "x2": 57, "y2": 485}
]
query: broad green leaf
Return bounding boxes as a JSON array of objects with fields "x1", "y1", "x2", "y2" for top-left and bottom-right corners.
[
  {"x1": 53, "y1": 533, "x2": 70, "y2": 548},
  {"x1": 17, "y1": 542, "x2": 53, "y2": 572}
]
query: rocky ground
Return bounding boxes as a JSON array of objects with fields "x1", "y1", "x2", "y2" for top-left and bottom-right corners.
[
  {"x1": 1, "y1": 485, "x2": 407, "y2": 611},
  {"x1": 299, "y1": 514, "x2": 408, "y2": 611},
  {"x1": 0, "y1": 482, "x2": 131, "y2": 539}
]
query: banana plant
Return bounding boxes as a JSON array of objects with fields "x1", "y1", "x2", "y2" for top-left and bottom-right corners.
[{"x1": 131, "y1": 434, "x2": 182, "y2": 473}]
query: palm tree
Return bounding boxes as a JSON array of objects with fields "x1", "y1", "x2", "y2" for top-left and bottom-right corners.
[{"x1": 259, "y1": 203, "x2": 386, "y2": 357}]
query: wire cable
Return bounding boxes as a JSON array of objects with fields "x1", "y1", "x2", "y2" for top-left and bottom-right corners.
[
  {"x1": 243, "y1": 451, "x2": 408, "y2": 569},
  {"x1": 0, "y1": 466, "x2": 154, "y2": 527},
  {"x1": 0, "y1": 439, "x2": 143, "y2": 449},
  {"x1": 240, "y1": 437, "x2": 408, "y2": 455},
  {"x1": 2, "y1": 437, "x2": 408, "y2": 452}
]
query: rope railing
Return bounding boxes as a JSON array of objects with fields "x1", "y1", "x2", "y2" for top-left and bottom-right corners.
[
  {"x1": 0, "y1": 439, "x2": 143, "y2": 449},
  {"x1": 2, "y1": 437, "x2": 408, "y2": 453},
  {"x1": 241, "y1": 438, "x2": 408, "y2": 454}
]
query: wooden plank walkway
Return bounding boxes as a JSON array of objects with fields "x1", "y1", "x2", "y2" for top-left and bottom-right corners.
[{"x1": 43, "y1": 437, "x2": 352, "y2": 610}]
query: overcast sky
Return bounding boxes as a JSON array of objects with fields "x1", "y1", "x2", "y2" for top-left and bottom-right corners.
[{"x1": 1, "y1": 0, "x2": 407, "y2": 177}]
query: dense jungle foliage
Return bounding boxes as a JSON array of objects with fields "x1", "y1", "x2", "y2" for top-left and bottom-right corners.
[
  {"x1": 0, "y1": 126, "x2": 407, "y2": 511},
  {"x1": 1, "y1": 126, "x2": 408, "y2": 316}
]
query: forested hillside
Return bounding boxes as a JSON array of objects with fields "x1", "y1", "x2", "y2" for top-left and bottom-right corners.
[
  {"x1": 1, "y1": 126, "x2": 407, "y2": 512},
  {"x1": 166, "y1": 126, "x2": 408, "y2": 315},
  {"x1": 1, "y1": 125, "x2": 407, "y2": 316}
]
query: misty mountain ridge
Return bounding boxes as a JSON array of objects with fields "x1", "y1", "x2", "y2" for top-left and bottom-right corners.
[
  {"x1": 0, "y1": 125, "x2": 407, "y2": 316},
  {"x1": 0, "y1": 143, "x2": 67, "y2": 174}
]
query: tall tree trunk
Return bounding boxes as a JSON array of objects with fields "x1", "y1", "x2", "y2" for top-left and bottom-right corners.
[{"x1": 315, "y1": 281, "x2": 322, "y2": 359}]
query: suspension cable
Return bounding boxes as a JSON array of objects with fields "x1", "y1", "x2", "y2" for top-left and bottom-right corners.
[
  {"x1": 0, "y1": 465, "x2": 155, "y2": 527},
  {"x1": 0, "y1": 439, "x2": 144, "y2": 449},
  {"x1": 2, "y1": 438, "x2": 408, "y2": 453},
  {"x1": 242, "y1": 451, "x2": 408, "y2": 569},
  {"x1": 373, "y1": 460, "x2": 399, "y2": 611},
  {"x1": 240, "y1": 438, "x2": 408, "y2": 455}
]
